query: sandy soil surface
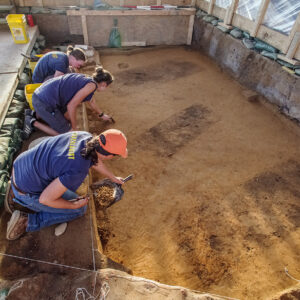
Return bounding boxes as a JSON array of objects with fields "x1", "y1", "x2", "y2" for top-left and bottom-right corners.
[{"x1": 86, "y1": 47, "x2": 300, "y2": 300}]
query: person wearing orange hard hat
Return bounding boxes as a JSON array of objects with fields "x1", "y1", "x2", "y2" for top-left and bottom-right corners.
[{"x1": 4, "y1": 129, "x2": 127, "y2": 240}]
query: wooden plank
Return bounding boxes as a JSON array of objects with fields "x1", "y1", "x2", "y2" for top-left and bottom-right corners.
[
  {"x1": 256, "y1": 25, "x2": 288, "y2": 53},
  {"x1": 212, "y1": 5, "x2": 225, "y2": 20},
  {"x1": 208, "y1": 0, "x2": 215, "y2": 15},
  {"x1": 232, "y1": 13, "x2": 254, "y2": 33},
  {"x1": 81, "y1": 15, "x2": 89, "y2": 45},
  {"x1": 122, "y1": 41, "x2": 146, "y2": 46},
  {"x1": 251, "y1": 0, "x2": 270, "y2": 37},
  {"x1": 190, "y1": 0, "x2": 195, "y2": 6},
  {"x1": 197, "y1": 0, "x2": 209, "y2": 11},
  {"x1": 286, "y1": 32, "x2": 300, "y2": 59},
  {"x1": 223, "y1": 0, "x2": 239, "y2": 25},
  {"x1": 283, "y1": 12, "x2": 300, "y2": 54},
  {"x1": 187, "y1": 14, "x2": 194, "y2": 45},
  {"x1": 67, "y1": 8, "x2": 196, "y2": 16}
]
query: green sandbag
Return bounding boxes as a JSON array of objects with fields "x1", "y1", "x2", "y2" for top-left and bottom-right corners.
[
  {"x1": 217, "y1": 25, "x2": 230, "y2": 33},
  {"x1": 1, "y1": 117, "x2": 22, "y2": 132},
  {"x1": 0, "y1": 130, "x2": 23, "y2": 149},
  {"x1": 0, "y1": 147, "x2": 16, "y2": 171},
  {"x1": 230, "y1": 28, "x2": 243, "y2": 39},
  {"x1": 242, "y1": 38, "x2": 255, "y2": 49},
  {"x1": 277, "y1": 59, "x2": 296, "y2": 69},
  {"x1": 261, "y1": 50, "x2": 277, "y2": 60},
  {"x1": 203, "y1": 15, "x2": 217, "y2": 23},
  {"x1": 108, "y1": 19, "x2": 121, "y2": 48},
  {"x1": 14, "y1": 90, "x2": 26, "y2": 102},
  {"x1": 211, "y1": 19, "x2": 219, "y2": 26},
  {"x1": 7, "y1": 99, "x2": 26, "y2": 118},
  {"x1": 196, "y1": 10, "x2": 207, "y2": 19},
  {"x1": 243, "y1": 31, "x2": 250, "y2": 39},
  {"x1": 254, "y1": 39, "x2": 278, "y2": 53},
  {"x1": 295, "y1": 69, "x2": 300, "y2": 76},
  {"x1": 0, "y1": 171, "x2": 9, "y2": 207}
]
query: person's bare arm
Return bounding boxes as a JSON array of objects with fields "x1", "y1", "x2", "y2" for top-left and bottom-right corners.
[
  {"x1": 54, "y1": 70, "x2": 65, "y2": 78},
  {"x1": 92, "y1": 160, "x2": 123, "y2": 185},
  {"x1": 67, "y1": 82, "x2": 96, "y2": 130},
  {"x1": 87, "y1": 98, "x2": 112, "y2": 122},
  {"x1": 39, "y1": 178, "x2": 88, "y2": 209}
]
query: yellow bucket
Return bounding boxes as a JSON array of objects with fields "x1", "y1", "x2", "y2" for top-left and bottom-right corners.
[
  {"x1": 28, "y1": 54, "x2": 43, "y2": 74},
  {"x1": 6, "y1": 14, "x2": 29, "y2": 44},
  {"x1": 25, "y1": 83, "x2": 42, "y2": 110}
]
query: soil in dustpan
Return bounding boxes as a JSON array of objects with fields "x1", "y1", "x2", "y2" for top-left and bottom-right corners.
[{"x1": 94, "y1": 185, "x2": 115, "y2": 209}]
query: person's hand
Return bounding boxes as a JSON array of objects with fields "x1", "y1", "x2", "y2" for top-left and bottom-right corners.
[
  {"x1": 111, "y1": 177, "x2": 124, "y2": 185},
  {"x1": 73, "y1": 196, "x2": 89, "y2": 208},
  {"x1": 101, "y1": 114, "x2": 114, "y2": 122}
]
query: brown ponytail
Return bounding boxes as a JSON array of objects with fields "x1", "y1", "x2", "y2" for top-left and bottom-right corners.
[
  {"x1": 92, "y1": 66, "x2": 114, "y2": 86},
  {"x1": 80, "y1": 136, "x2": 99, "y2": 165},
  {"x1": 67, "y1": 45, "x2": 87, "y2": 62}
]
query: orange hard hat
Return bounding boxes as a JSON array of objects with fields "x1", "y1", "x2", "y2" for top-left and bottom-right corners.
[{"x1": 99, "y1": 129, "x2": 128, "y2": 158}]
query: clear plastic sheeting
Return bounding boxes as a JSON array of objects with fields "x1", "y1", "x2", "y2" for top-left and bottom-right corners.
[
  {"x1": 215, "y1": 0, "x2": 231, "y2": 9},
  {"x1": 235, "y1": 0, "x2": 300, "y2": 36},
  {"x1": 263, "y1": 0, "x2": 300, "y2": 35},
  {"x1": 236, "y1": 0, "x2": 260, "y2": 21}
]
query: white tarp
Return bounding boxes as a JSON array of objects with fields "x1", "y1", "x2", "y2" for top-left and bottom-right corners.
[
  {"x1": 236, "y1": 0, "x2": 300, "y2": 35},
  {"x1": 204, "y1": 0, "x2": 300, "y2": 35}
]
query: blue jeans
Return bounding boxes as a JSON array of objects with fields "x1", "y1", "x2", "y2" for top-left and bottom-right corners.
[{"x1": 11, "y1": 183, "x2": 87, "y2": 232}]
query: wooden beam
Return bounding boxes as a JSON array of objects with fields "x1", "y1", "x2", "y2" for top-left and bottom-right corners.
[
  {"x1": 224, "y1": 0, "x2": 239, "y2": 25},
  {"x1": 81, "y1": 15, "x2": 89, "y2": 45},
  {"x1": 208, "y1": 0, "x2": 215, "y2": 15},
  {"x1": 251, "y1": 0, "x2": 270, "y2": 37},
  {"x1": 187, "y1": 14, "x2": 195, "y2": 45},
  {"x1": 277, "y1": 32, "x2": 300, "y2": 65},
  {"x1": 67, "y1": 8, "x2": 196, "y2": 16},
  {"x1": 190, "y1": 0, "x2": 196, "y2": 6},
  {"x1": 283, "y1": 12, "x2": 300, "y2": 54}
]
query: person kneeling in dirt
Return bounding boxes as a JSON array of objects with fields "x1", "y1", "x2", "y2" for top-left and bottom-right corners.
[
  {"x1": 5, "y1": 129, "x2": 127, "y2": 240},
  {"x1": 32, "y1": 46, "x2": 87, "y2": 83},
  {"x1": 23, "y1": 66, "x2": 114, "y2": 139}
]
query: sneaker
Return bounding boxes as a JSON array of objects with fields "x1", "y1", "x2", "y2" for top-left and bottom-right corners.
[
  {"x1": 55, "y1": 222, "x2": 68, "y2": 236},
  {"x1": 25, "y1": 109, "x2": 36, "y2": 118},
  {"x1": 4, "y1": 181, "x2": 14, "y2": 214},
  {"x1": 21, "y1": 115, "x2": 36, "y2": 140},
  {"x1": 6, "y1": 210, "x2": 28, "y2": 240}
]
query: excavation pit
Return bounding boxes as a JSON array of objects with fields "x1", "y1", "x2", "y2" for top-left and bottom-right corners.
[{"x1": 85, "y1": 47, "x2": 300, "y2": 300}]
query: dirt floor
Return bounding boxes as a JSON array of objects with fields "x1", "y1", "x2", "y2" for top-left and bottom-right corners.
[{"x1": 86, "y1": 46, "x2": 300, "y2": 300}]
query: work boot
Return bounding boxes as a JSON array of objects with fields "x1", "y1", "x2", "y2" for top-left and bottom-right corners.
[
  {"x1": 4, "y1": 181, "x2": 14, "y2": 214},
  {"x1": 6, "y1": 210, "x2": 28, "y2": 240},
  {"x1": 21, "y1": 115, "x2": 36, "y2": 140}
]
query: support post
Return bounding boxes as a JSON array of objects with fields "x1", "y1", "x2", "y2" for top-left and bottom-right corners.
[
  {"x1": 190, "y1": 0, "x2": 196, "y2": 6},
  {"x1": 219, "y1": 0, "x2": 239, "y2": 29},
  {"x1": 187, "y1": 14, "x2": 195, "y2": 45},
  {"x1": 251, "y1": 0, "x2": 270, "y2": 37},
  {"x1": 81, "y1": 13, "x2": 89, "y2": 45},
  {"x1": 277, "y1": 12, "x2": 300, "y2": 65},
  {"x1": 208, "y1": 0, "x2": 215, "y2": 15}
]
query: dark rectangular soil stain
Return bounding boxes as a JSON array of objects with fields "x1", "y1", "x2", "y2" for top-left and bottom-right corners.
[
  {"x1": 137, "y1": 104, "x2": 211, "y2": 156},
  {"x1": 116, "y1": 60, "x2": 203, "y2": 86}
]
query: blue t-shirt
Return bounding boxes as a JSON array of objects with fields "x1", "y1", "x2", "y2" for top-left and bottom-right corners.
[
  {"x1": 13, "y1": 132, "x2": 93, "y2": 194},
  {"x1": 34, "y1": 73, "x2": 97, "y2": 109},
  {"x1": 32, "y1": 52, "x2": 69, "y2": 83}
]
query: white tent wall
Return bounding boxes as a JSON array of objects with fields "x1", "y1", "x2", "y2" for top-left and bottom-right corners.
[{"x1": 196, "y1": 0, "x2": 300, "y2": 62}]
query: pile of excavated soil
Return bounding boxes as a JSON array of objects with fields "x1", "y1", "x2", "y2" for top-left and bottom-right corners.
[{"x1": 85, "y1": 47, "x2": 300, "y2": 300}]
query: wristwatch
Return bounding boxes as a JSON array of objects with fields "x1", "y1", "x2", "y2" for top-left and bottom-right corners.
[{"x1": 99, "y1": 112, "x2": 104, "y2": 118}]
